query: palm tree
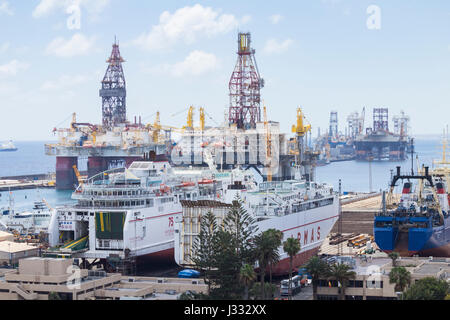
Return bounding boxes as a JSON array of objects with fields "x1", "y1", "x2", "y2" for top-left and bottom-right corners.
[
  {"x1": 305, "y1": 256, "x2": 331, "y2": 300},
  {"x1": 266, "y1": 229, "x2": 283, "y2": 284},
  {"x1": 240, "y1": 264, "x2": 257, "y2": 300},
  {"x1": 388, "y1": 252, "x2": 400, "y2": 267},
  {"x1": 329, "y1": 263, "x2": 356, "y2": 300},
  {"x1": 254, "y1": 230, "x2": 280, "y2": 299},
  {"x1": 283, "y1": 237, "x2": 301, "y2": 300},
  {"x1": 389, "y1": 266, "x2": 411, "y2": 296}
]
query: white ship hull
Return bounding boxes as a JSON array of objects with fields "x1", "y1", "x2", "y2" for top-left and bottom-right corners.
[{"x1": 174, "y1": 182, "x2": 340, "y2": 275}]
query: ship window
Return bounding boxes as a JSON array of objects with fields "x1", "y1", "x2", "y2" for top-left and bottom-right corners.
[
  {"x1": 118, "y1": 191, "x2": 122, "y2": 196},
  {"x1": 131, "y1": 201, "x2": 136, "y2": 206},
  {"x1": 146, "y1": 199, "x2": 154, "y2": 207}
]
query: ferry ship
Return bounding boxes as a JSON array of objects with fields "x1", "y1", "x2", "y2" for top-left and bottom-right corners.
[
  {"x1": 46, "y1": 160, "x2": 256, "y2": 271},
  {"x1": 1, "y1": 199, "x2": 54, "y2": 234},
  {"x1": 0, "y1": 141, "x2": 18, "y2": 152},
  {"x1": 374, "y1": 166, "x2": 450, "y2": 257},
  {"x1": 174, "y1": 170, "x2": 340, "y2": 275}
]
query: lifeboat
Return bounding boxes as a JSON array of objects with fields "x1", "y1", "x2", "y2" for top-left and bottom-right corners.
[
  {"x1": 198, "y1": 179, "x2": 215, "y2": 185},
  {"x1": 178, "y1": 181, "x2": 195, "y2": 188},
  {"x1": 160, "y1": 184, "x2": 170, "y2": 194}
]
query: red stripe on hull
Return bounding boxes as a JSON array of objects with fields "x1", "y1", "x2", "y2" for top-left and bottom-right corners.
[
  {"x1": 136, "y1": 248, "x2": 175, "y2": 264},
  {"x1": 271, "y1": 247, "x2": 319, "y2": 276},
  {"x1": 383, "y1": 243, "x2": 450, "y2": 258}
]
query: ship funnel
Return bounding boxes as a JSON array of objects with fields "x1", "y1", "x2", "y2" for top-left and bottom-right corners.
[
  {"x1": 424, "y1": 166, "x2": 429, "y2": 177},
  {"x1": 396, "y1": 166, "x2": 401, "y2": 177}
]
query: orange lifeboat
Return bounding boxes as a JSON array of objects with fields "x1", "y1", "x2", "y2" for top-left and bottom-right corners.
[
  {"x1": 179, "y1": 181, "x2": 195, "y2": 188},
  {"x1": 160, "y1": 184, "x2": 170, "y2": 194},
  {"x1": 198, "y1": 179, "x2": 215, "y2": 185}
]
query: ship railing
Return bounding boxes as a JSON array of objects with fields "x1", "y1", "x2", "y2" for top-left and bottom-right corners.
[
  {"x1": 73, "y1": 204, "x2": 148, "y2": 210},
  {"x1": 72, "y1": 193, "x2": 160, "y2": 201}
]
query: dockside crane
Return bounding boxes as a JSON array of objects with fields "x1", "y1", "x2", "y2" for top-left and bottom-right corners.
[
  {"x1": 291, "y1": 107, "x2": 311, "y2": 165},
  {"x1": 263, "y1": 104, "x2": 272, "y2": 182}
]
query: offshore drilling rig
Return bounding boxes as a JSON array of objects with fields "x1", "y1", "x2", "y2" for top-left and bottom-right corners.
[
  {"x1": 353, "y1": 108, "x2": 413, "y2": 161},
  {"x1": 175, "y1": 32, "x2": 299, "y2": 181},
  {"x1": 46, "y1": 41, "x2": 168, "y2": 190},
  {"x1": 46, "y1": 32, "x2": 319, "y2": 189}
]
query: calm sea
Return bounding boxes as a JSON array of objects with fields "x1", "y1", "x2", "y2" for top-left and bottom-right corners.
[{"x1": 0, "y1": 137, "x2": 445, "y2": 210}]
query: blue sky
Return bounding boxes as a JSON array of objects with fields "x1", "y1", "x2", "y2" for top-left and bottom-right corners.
[{"x1": 1, "y1": 0, "x2": 450, "y2": 141}]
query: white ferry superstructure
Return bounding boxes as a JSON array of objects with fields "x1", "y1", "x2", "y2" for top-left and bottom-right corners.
[{"x1": 47, "y1": 161, "x2": 257, "y2": 269}]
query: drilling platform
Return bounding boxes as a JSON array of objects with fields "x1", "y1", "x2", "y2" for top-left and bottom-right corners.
[
  {"x1": 353, "y1": 108, "x2": 413, "y2": 161},
  {"x1": 174, "y1": 33, "x2": 302, "y2": 181},
  {"x1": 46, "y1": 33, "x2": 320, "y2": 189},
  {"x1": 46, "y1": 41, "x2": 168, "y2": 190}
]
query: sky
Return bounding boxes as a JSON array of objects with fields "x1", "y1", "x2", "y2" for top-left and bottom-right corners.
[{"x1": 1, "y1": 0, "x2": 450, "y2": 141}]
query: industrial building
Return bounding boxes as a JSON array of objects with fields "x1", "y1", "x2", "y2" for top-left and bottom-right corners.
[{"x1": 0, "y1": 241, "x2": 39, "y2": 266}]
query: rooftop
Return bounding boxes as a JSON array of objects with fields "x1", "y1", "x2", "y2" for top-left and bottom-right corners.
[{"x1": 0, "y1": 241, "x2": 37, "y2": 253}]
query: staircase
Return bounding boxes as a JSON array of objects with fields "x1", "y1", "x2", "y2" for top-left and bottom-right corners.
[{"x1": 11, "y1": 284, "x2": 38, "y2": 300}]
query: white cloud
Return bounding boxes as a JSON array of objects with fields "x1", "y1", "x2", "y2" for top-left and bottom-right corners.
[
  {"x1": 133, "y1": 4, "x2": 239, "y2": 51},
  {"x1": 0, "y1": 1, "x2": 13, "y2": 16},
  {"x1": 241, "y1": 15, "x2": 252, "y2": 24},
  {"x1": 45, "y1": 33, "x2": 96, "y2": 57},
  {"x1": 263, "y1": 38, "x2": 294, "y2": 55},
  {"x1": 32, "y1": 0, "x2": 110, "y2": 18},
  {"x1": 0, "y1": 42, "x2": 10, "y2": 54},
  {"x1": 269, "y1": 14, "x2": 283, "y2": 25},
  {"x1": 150, "y1": 51, "x2": 220, "y2": 77},
  {"x1": 0, "y1": 60, "x2": 29, "y2": 76},
  {"x1": 41, "y1": 74, "x2": 89, "y2": 91}
]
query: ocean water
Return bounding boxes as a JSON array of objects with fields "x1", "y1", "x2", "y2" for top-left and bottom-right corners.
[
  {"x1": 316, "y1": 136, "x2": 445, "y2": 193},
  {"x1": 0, "y1": 137, "x2": 445, "y2": 211},
  {"x1": 0, "y1": 141, "x2": 56, "y2": 177}
]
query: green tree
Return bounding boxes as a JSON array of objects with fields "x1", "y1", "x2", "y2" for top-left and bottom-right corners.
[
  {"x1": 283, "y1": 237, "x2": 301, "y2": 300},
  {"x1": 209, "y1": 230, "x2": 244, "y2": 299},
  {"x1": 329, "y1": 263, "x2": 356, "y2": 300},
  {"x1": 253, "y1": 230, "x2": 281, "y2": 300},
  {"x1": 263, "y1": 229, "x2": 283, "y2": 284},
  {"x1": 240, "y1": 264, "x2": 257, "y2": 300},
  {"x1": 223, "y1": 198, "x2": 258, "y2": 264},
  {"x1": 389, "y1": 267, "x2": 411, "y2": 294},
  {"x1": 388, "y1": 252, "x2": 400, "y2": 267},
  {"x1": 249, "y1": 282, "x2": 277, "y2": 300},
  {"x1": 48, "y1": 292, "x2": 61, "y2": 300},
  {"x1": 191, "y1": 199, "x2": 258, "y2": 300},
  {"x1": 305, "y1": 256, "x2": 331, "y2": 300},
  {"x1": 192, "y1": 211, "x2": 218, "y2": 295},
  {"x1": 403, "y1": 277, "x2": 449, "y2": 300}
]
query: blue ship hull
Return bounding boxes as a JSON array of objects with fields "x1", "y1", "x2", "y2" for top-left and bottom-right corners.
[{"x1": 374, "y1": 215, "x2": 450, "y2": 257}]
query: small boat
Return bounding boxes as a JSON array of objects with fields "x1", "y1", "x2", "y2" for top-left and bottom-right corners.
[{"x1": 0, "y1": 140, "x2": 18, "y2": 152}]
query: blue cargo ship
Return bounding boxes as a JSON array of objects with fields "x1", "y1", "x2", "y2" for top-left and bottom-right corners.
[{"x1": 374, "y1": 166, "x2": 450, "y2": 257}]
